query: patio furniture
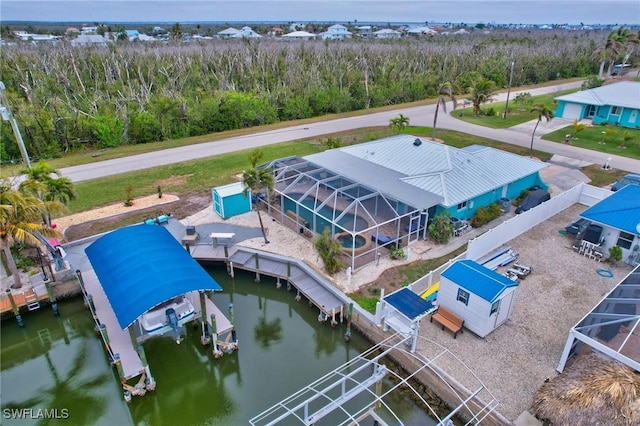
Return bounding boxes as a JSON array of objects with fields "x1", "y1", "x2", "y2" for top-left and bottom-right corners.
[
  {"x1": 371, "y1": 233, "x2": 393, "y2": 247},
  {"x1": 430, "y1": 306, "x2": 464, "y2": 339}
]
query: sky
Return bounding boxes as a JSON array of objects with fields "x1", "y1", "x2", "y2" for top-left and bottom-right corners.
[{"x1": 1, "y1": 0, "x2": 638, "y2": 25}]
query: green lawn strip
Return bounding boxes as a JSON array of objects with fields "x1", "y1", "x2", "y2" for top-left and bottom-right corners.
[
  {"x1": 455, "y1": 89, "x2": 578, "y2": 128},
  {"x1": 543, "y1": 125, "x2": 640, "y2": 160}
]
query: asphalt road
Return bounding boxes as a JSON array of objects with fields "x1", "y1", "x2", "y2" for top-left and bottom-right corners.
[{"x1": 60, "y1": 81, "x2": 640, "y2": 182}]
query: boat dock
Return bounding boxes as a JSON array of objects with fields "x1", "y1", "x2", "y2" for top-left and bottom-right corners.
[
  {"x1": 83, "y1": 269, "x2": 145, "y2": 380},
  {"x1": 191, "y1": 244, "x2": 346, "y2": 324}
]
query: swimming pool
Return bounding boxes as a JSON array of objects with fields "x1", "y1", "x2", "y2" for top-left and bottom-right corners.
[{"x1": 283, "y1": 193, "x2": 368, "y2": 234}]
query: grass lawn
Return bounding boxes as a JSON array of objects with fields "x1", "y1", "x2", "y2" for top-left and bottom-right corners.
[
  {"x1": 455, "y1": 89, "x2": 577, "y2": 128},
  {"x1": 543, "y1": 125, "x2": 640, "y2": 160}
]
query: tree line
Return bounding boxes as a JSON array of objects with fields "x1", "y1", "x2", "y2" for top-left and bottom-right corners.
[{"x1": 0, "y1": 30, "x2": 622, "y2": 162}]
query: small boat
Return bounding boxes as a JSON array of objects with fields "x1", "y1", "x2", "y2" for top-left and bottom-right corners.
[{"x1": 139, "y1": 296, "x2": 195, "y2": 337}]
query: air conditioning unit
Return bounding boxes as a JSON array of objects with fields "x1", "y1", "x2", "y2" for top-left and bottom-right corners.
[{"x1": 186, "y1": 226, "x2": 196, "y2": 236}]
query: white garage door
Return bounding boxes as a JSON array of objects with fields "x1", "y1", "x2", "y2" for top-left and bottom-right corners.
[{"x1": 562, "y1": 103, "x2": 582, "y2": 120}]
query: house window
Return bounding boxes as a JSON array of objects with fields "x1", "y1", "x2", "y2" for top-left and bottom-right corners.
[
  {"x1": 611, "y1": 106, "x2": 622, "y2": 116},
  {"x1": 457, "y1": 288, "x2": 469, "y2": 305},
  {"x1": 490, "y1": 300, "x2": 500, "y2": 316},
  {"x1": 617, "y1": 231, "x2": 634, "y2": 250},
  {"x1": 586, "y1": 105, "x2": 596, "y2": 118},
  {"x1": 457, "y1": 201, "x2": 467, "y2": 210}
]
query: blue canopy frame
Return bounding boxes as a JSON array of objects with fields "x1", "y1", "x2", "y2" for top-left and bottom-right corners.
[{"x1": 85, "y1": 225, "x2": 222, "y2": 329}]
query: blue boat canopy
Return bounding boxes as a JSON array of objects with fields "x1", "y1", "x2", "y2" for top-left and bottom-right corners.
[
  {"x1": 384, "y1": 287, "x2": 434, "y2": 320},
  {"x1": 85, "y1": 225, "x2": 222, "y2": 329}
]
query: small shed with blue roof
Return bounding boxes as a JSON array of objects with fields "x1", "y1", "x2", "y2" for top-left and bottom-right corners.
[
  {"x1": 579, "y1": 185, "x2": 640, "y2": 266},
  {"x1": 440, "y1": 260, "x2": 519, "y2": 337}
]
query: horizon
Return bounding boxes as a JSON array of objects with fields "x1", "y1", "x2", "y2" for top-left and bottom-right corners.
[{"x1": 1, "y1": 1, "x2": 639, "y2": 26}]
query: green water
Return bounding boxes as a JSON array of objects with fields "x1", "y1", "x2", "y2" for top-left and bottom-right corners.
[{"x1": 1, "y1": 267, "x2": 436, "y2": 425}]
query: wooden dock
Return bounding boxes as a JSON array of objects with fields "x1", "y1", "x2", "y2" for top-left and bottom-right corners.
[
  {"x1": 191, "y1": 244, "x2": 346, "y2": 320},
  {"x1": 1, "y1": 282, "x2": 50, "y2": 314},
  {"x1": 83, "y1": 269, "x2": 145, "y2": 380}
]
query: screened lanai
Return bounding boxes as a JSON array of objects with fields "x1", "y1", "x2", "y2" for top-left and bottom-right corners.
[
  {"x1": 261, "y1": 156, "x2": 442, "y2": 270},
  {"x1": 557, "y1": 265, "x2": 640, "y2": 372}
]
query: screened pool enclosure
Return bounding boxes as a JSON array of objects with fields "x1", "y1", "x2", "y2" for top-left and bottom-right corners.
[{"x1": 258, "y1": 156, "x2": 439, "y2": 270}]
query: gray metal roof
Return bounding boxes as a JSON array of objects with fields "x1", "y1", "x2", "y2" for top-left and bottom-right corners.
[
  {"x1": 554, "y1": 81, "x2": 640, "y2": 109},
  {"x1": 305, "y1": 149, "x2": 443, "y2": 209},
  {"x1": 337, "y1": 135, "x2": 548, "y2": 207}
]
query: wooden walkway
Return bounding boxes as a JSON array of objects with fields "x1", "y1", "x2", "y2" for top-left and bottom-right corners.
[
  {"x1": 191, "y1": 244, "x2": 346, "y2": 318},
  {"x1": 83, "y1": 269, "x2": 145, "y2": 380}
]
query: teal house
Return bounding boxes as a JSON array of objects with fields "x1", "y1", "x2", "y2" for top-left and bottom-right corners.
[
  {"x1": 554, "y1": 81, "x2": 640, "y2": 129},
  {"x1": 212, "y1": 182, "x2": 252, "y2": 219}
]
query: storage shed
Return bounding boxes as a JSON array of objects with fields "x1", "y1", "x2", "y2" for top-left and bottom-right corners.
[
  {"x1": 440, "y1": 260, "x2": 519, "y2": 338},
  {"x1": 212, "y1": 182, "x2": 251, "y2": 219}
]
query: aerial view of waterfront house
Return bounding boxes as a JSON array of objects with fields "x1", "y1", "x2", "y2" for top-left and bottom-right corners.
[{"x1": 554, "y1": 81, "x2": 640, "y2": 128}]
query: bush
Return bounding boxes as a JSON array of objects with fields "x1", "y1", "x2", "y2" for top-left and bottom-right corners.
[
  {"x1": 471, "y1": 203, "x2": 502, "y2": 227},
  {"x1": 608, "y1": 246, "x2": 622, "y2": 264},
  {"x1": 389, "y1": 245, "x2": 405, "y2": 260},
  {"x1": 428, "y1": 212, "x2": 454, "y2": 244},
  {"x1": 513, "y1": 189, "x2": 531, "y2": 206},
  {"x1": 314, "y1": 230, "x2": 343, "y2": 274}
]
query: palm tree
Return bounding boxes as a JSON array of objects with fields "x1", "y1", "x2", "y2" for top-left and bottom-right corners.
[
  {"x1": 19, "y1": 161, "x2": 75, "y2": 226},
  {"x1": 468, "y1": 78, "x2": 495, "y2": 116},
  {"x1": 242, "y1": 150, "x2": 274, "y2": 244},
  {"x1": 432, "y1": 81, "x2": 457, "y2": 141},
  {"x1": 388, "y1": 113, "x2": 410, "y2": 134},
  {"x1": 0, "y1": 183, "x2": 62, "y2": 288},
  {"x1": 529, "y1": 103, "x2": 554, "y2": 157}
]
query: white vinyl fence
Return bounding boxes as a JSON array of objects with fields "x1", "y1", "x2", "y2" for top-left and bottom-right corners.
[{"x1": 466, "y1": 183, "x2": 612, "y2": 262}]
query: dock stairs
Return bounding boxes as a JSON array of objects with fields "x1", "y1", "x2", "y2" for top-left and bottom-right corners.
[{"x1": 24, "y1": 289, "x2": 41, "y2": 311}]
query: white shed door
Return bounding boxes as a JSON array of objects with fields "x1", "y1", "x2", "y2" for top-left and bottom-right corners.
[
  {"x1": 562, "y1": 103, "x2": 582, "y2": 120},
  {"x1": 494, "y1": 291, "x2": 514, "y2": 327}
]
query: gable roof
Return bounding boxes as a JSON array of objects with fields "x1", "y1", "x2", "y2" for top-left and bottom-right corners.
[
  {"x1": 334, "y1": 135, "x2": 547, "y2": 207},
  {"x1": 85, "y1": 225, "x2": 222, "y2": 329},
  {"x1": 579, "y1": 185, "x2": 640, "y2": 234},
  {"x1": 218, "y1": 27, "x2": 240, "y2": 35},
  {"x1": 442, "y1": 260, "x2": 518, "y2": 303},
  {"x1": 554, "y1": 81, "x2": 640, "y2": 110}
]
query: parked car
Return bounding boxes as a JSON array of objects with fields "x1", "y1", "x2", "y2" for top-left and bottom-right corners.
[
  {"x1": 515, "y1": 189, "x2": 551, "y2": 214},
  {"x1": 611, "y1": 174, "x2": 640, "y2": 191}
]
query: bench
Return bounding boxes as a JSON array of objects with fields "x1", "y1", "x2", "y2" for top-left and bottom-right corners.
[{"x1": 430, "y1": 306, "x2": 464, "y2": 338}]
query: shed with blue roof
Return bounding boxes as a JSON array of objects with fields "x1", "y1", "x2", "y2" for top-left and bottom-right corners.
[{"x1": 440, "y1": 259, "x2": 519, "y2": 337}]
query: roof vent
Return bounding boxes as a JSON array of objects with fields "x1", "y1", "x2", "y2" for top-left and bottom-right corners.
[{"x1": 413, "y1": 138, "x2": 422, "y2": 146}]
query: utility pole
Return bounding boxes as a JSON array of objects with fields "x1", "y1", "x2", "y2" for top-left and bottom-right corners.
[
  {"x1": 503, "y1": 61, "x2": 515, "y2": 120},
  {"x1": 0, "y1": 81, "x2": 31, "y2": 169}
]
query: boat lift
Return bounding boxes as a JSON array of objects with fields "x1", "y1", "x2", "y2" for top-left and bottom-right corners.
[{"x1": 250, "y1": 333, "x2": 500, "y2": 426}]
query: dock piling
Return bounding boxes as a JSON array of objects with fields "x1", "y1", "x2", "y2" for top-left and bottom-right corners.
[
  {"x1": 44, "y1": 281, "x2": 59, "y2": 316},
  {"x1": 344, "y1": 303, "x2": 353, "y2": 342},
  {"x1": 228, "y1": 303, "x2": 237, "y2": 345},
  {"x1": 6, "y1": 289, "x2": 24, "y2": 327},
  {"x1": 211, "y1": 313, "x2": 222, "y2": 358},
  {"x1": 75, "y1": 270, "x2": 86, "y2": 293}
]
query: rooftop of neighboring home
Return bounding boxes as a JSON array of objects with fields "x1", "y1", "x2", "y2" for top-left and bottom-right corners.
[
  {"x1": 554, "y1": 81, "x2": 640, "y2": 109},
  {"x1": 580, "y1": 185, "x2": 640, "y2": 234}
]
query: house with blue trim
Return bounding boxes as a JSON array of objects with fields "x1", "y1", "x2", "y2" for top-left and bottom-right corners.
[
  {"x1": 554, "y1": 81, "x2": 640, "y2": 129},
  {"x1": 439, "y1": 260, "x2": 519, "y2": 337},
  {"x1": 307, "y1": 135, "x2": 547, "y2": 221},
  {"x1": 579, "y1": 185, "x2": 640, "y2": 266}
]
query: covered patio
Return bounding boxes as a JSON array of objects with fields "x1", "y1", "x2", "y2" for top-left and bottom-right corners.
[{"x1": 260, "y1": 156, "x2": 442, "y2": 270}]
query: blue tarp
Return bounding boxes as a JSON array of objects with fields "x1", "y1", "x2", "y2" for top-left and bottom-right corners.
[
  {"x1": 384, "y1": 288, "x2": 434, "y2": 320},
  {"x1": 85, "y1": 225, "x2": 222, "y2": 329}
]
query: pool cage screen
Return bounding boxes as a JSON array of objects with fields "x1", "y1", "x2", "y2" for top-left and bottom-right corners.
[{"x1": 260, "y1": 157, "x2": 427, "y2": 270}]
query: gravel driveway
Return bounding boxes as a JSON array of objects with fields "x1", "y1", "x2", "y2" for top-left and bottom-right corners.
[{"x1": 414, "y1": 203, "x2": 631, "y2": 421}]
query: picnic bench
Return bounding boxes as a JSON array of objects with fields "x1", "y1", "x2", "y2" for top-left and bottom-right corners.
[{"x1": 430, "y1": 306, "x2": 464, "y2": 338}]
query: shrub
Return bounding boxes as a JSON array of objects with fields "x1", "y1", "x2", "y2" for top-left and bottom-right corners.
[
  {"x1": 608, "y1": 246, "x2": 622, "y2": 264},
  {"x1": 428, "y1": 212, "x2": 454, "y2": 244},
  {"x1": 513, "y1": 189, "x2": 531, "y2": 206},
  {"x1": 389, "y1": 245, "x2": 405, "y2": 260},
  {"x1": 124, "y1": 185, "x2": 134, "y2": 207},
  {"x1": 471, "y1": 203, "x2": 502, "y2": 227},
  {"x1": 314, "y1": 230, "x2": 343, "y2": 274}
]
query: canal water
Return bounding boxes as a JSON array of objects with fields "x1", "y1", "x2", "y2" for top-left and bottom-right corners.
[{"x1": 1, "y1": 266, "x2": 437, "y2": 425}]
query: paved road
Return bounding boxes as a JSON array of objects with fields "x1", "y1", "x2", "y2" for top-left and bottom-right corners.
[{"x1": 60, "y1": 81, "x2": 640, "y2": 182}]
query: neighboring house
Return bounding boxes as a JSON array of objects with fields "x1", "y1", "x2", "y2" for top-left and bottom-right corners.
[
  {"x1": 269, "y1": 27, "x2": 284, "y2": 37},
  {"x1": 125, "y1": 30, "x2": 140, "y2": 41},
  {"x1": 321, "y1": 24, "x2": 352, "y2": 40},
  {"x1": 71, "y1": 34, "x2": 108, "y2": 46},
  {"x1": 554, "y1": 81, "x2": 640, "y2": 129},
  {"x1": 407, "y1": 26, "x2": 437, "y2": 35},
  {"x1": 66, "y1": 27, "x2": 80, "y2": 35},
  {"x1": 217, "y1": 27, "x2": 240, "y2": 38},
  {"x1": 231, "y1": 26, "x2": 262, "y2": 39},
  {"x1": 306, "y1": 135, "x2": 547, "y2": 221},
  {"x1": 578, "y1": 185, "x2": 640, "y2": 266},
  {"x1": 374, "y1": 29, "x2": 402, "y2": 39},
  {"x1": 81, "y1": 26, "x2": 98, "y2": 35},
  {"x1": 137, "y1": 34, "x2": 157, "y2": 42},
  {"x1": 439, "y1": 260, "x2": 519, "y2": 337},
  {"x1": 282, "y1": 31, "x2": 317, "y2": 40}
]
